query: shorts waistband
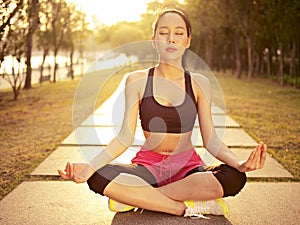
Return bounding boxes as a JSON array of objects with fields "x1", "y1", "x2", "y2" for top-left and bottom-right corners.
[{"x1": 138, "y1": 147, "x2": 197, "y2": 160}]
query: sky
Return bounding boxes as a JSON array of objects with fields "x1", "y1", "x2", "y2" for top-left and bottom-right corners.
[
  {"x1": 70, "y1": 0, "x2": 155, "y2": 26},
  {"x1": 70, "y1": 0, "x2": 184, "y2": 26}
]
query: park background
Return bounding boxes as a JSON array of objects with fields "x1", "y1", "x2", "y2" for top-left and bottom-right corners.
[{"x1": 0, "y1": 0, "x2": 299, "y2": 203}]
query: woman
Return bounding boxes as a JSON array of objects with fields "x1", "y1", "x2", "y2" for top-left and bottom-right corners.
[{"x1": 58, "y1": 7, "x2": 267, "y2": 219}]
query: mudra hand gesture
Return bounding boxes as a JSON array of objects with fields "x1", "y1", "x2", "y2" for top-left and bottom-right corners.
[
  {"x1": 58, "y1": 162, "x2": 95, "y2": 183},
  {"x1": 238, "y1": 142, "x2": 267, "y2": 173}
]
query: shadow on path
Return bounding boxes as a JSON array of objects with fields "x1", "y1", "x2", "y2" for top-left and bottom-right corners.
[{"x1": 111, "y1": 210, "x2": 232, "y2": 225}]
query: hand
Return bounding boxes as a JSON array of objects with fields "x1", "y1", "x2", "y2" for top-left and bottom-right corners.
[
  {"x1": 238, "y1": 142, "x2": 267, "y2": 172},
  {"x1": 57, "y1": 162, "x2": 95, "y2": 183}
]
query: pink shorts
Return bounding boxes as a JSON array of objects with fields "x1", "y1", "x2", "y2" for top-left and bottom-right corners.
[{"x1": 131, "y1": 147, "x2": 205, "y2": 186}]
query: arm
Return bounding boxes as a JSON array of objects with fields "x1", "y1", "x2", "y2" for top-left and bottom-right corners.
[
  {"x1": 89, "y1": 74, "x2": 140, "y2": 170},
  {"x1": 193, "y1": 74, "x2": 266, "y2": 172},
  {"x1": 58, "y1": 73, "x2": 140, "y2": 182}
]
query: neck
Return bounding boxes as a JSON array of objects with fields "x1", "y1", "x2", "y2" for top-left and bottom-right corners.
[{"x1": 156, "y1": 62, "x2": 184, "y2": 79}]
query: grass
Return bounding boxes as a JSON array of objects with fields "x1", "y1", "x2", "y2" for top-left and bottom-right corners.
[
  {"x1": 0, "y1": 80, "x2": 78, "y2": 200},
  {"x1": 0, "y1": 68, "x2": 299, "y2": 200},
  {"x1": 215, "y1": 71, "x2": 300, "y2": 179}
]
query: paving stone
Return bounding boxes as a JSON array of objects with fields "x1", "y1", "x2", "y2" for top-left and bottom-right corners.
[
  {"x1": 61, "y1": 127, "x2": 257, "y2": 147},
  {"x1": 225, "y1": 182, "x2": 300, "y2": 225},
  {"x1": 196, "y1": 148, "x2": 293, "y2": 178},
  {"x1": 81, "y1": 114, "x2": 239, "y2": 128},
  {"x1": 0, "y1": 182, "x2": 299, "y2": 225},
  {"x1": 31, "y1": 146, "x2": 292, "y2": 178},
  {"x1": 30, "y1": 146, "x2": 138, "y2": 176},
  {"x1": 0, "y1": 182, "x2": 114, "y2": 225}
]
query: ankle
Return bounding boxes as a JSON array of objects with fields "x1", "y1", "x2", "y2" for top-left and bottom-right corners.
[{"x1": 176, "y1": 202, "x2": 187, "y2": 216}]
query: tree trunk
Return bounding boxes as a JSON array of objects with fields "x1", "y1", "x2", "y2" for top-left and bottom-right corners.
[
  {"x1": 278, "y1": 41, "x2": 284, "y2": 86},
  {"x1": 266, "y1": 50, "x2": 271, "y2": 76},
  {"x1": 254, "y1": 51, "x2": 260, "y2": 77},
  {"x1": 69, "y1": 44, "x2": 74, "y2": 80},
  {"x1": 246, "y1": 35, "x2": 253, "y2": 81},
  {"x1": 40, "y1": 48, "x2": 48, "y2": 78},
  {"x1": 53, "y1": 51, "x2": 58, "y2": 83},
  {"x1": 234, "y1": 32, "x2": 242, "y2": 79},
  {"x1": 24, "y1": 47, "x2": 32, "y2": 89},
  {"x1": 205, "y1": 34, "x2": 213, "y2": 69},
  {"x1": 289, "y1": 41, "x2": 296, "y2": 87},
  {"x1": 24, "y1": 0, "x2": 39, "y2": 89}
]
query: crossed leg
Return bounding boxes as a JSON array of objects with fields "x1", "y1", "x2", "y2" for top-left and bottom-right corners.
[{"x1": 102, "y1": 171, "x2": 223, "y2": 216}]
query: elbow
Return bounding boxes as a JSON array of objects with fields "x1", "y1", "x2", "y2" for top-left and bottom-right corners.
[{"x1": 116, "y1": 132, "x2": 134, "y2": 148}]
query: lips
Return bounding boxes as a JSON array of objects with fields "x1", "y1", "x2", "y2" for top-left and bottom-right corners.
[{"x1": 165, "y1": 46, "x2": 177, "y2": 52}]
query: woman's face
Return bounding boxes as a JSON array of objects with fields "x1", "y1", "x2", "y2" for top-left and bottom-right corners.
[{"x1": 152, "y1": 12, "x2": 191, "y2": 62}]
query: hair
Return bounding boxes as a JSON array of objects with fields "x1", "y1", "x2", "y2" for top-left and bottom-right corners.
[{"x1": 152, "y1": 6, "x2": 192, "y2": 37}]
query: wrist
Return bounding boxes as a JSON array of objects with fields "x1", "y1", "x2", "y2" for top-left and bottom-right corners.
[{"x1": 236, "y1": 161, "x2": 246, "y2": 172}]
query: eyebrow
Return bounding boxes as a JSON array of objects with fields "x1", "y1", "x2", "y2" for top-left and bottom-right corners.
[{"x1": 158, "y1": 26, "x2": 186, "y2": 30}]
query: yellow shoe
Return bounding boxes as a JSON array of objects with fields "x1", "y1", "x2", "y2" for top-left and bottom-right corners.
[
  {"x1": 184, "y1": 199, "x2": 229, "y2": 219},
  {"x1": 108, "y1": 199, "x2": 135, "y2": 212}
]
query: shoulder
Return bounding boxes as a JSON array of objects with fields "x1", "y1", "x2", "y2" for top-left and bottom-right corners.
[
  {"x1": 189, "y1": 71, "x2": 210, "y2": 86},
  {"x1": 122, "y1": 68, "x2": 150, "y2": 98},
  {"x1": 124, "y1": 68, "x2": 149, "y2": 85},
  {"x1": 189, "y1": 71, "x2": 212, "y2": 102},
  {"x1": 189, "y1": 71, "x2": 211, "y2": 92}
]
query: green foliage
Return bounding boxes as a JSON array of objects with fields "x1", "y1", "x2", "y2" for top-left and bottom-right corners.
[
  {"x1": 0, "y1": 0, "x2": 28, "y2": 99},
  {"x1": 110, "y1": 23, "x2": 145, "y2": 47},
  {"x1": 1, "y1": 0, "x2": 90, "y2": 96},
  {"x1": 184, "y1": 0, "x2": 299, "y2": 86}
]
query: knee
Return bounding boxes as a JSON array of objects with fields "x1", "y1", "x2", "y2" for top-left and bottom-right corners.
[
  {"x1": 87, "y1": 172, "x2": 104, "y2": 194},
  {"x1": 215, "y1": 181, "x2": 225, "y2": 197},
  {"x1": 87, "y1": 164, "x2": 123, "y2": 195},
  {"x1": 214, "y1": 164, "x2": 247, "y2": 197},
  {"x1": 87, "y1": 168, "x2": 114, "y2": 195},
  {"x1": 226, "y1": 170, "x2": 247, "y2": 197}
]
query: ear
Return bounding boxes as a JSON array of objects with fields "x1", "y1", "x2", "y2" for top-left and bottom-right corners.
[
  {"x1": 186, "y1": 36, "x2": 191, "y2": 49},
  {"x1": 151, "y1": 36, "x2": 157, "y2": 49}
]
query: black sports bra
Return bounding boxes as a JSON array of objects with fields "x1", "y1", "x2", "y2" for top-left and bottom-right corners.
[{"x1": 139, "y1": 67, "x2": 197, "y2": 133}]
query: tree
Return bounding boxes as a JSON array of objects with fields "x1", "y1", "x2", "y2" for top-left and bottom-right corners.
[
  {"x1": 1, "y1": 1, "x2": 27, "y2": 100},
  {"x1": 49, "y1": 0, "x2": 70, "y2": 82},
  {"x1": 0, "y1": 0, "x2": 24, "y2": 66},
  {"x1": 227, "y1": 0, "x2": 263, "y2": 81},
  {"x1": 62, "y1": 3, "x2": 88, "y2": 79},
  {"x1": 4, "y1": 28, "x2": 26, "y2": 100},
  {"x1": 263, "y1": 0, "x2": 300, "y2": 86},
  {"x1": 35, "y1": 0, "x2": 53, "y2": 79},
  {"x1": 110, "y1": 23, "x2": 144, "y2": 48}
]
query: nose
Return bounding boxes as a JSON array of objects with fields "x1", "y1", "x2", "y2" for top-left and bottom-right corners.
[{"x1": 168, "y1": 33, "x2": 175, "y2": 44}]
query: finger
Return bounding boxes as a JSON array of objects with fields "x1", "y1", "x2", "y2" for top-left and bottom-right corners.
[
  {"x1": 57, "y1": 169, "x2": 69, "y2": 180},
  {"x1": 241, "y1": 150, "x2": 254, "y2": 172},
  {"x1": 64, "y1": 163, "x2": 68, "y2": 172},
  {"x1": 255, "y1": 143, "x2": 264, "y2": 166},
  {"x1": 66, "y1": 162, "x2": 74, "y2": 179},
  {"x1": 255, "y1": 143, "x2": 267, "y2": 169},
  {"x1": 254, "y1": 145, "x2": 262, "y2": 168},
  {"x1": 248, "y1": 148, "x2": 257, "y2": 161},
  {"x1": 69, "y1": 163, "x2": 74, "y2": 179},
  {"x1": 66, "y1": 162, "x2": 71, "y2": 177},
  {"x1": 259, "y1": 144, "x2": 267, "y2": 168},
  {"x1": 245, "y1": 145, "x2": 261, "y2": 170}
]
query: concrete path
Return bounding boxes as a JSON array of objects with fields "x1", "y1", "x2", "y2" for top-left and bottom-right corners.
[
  {"x1": 1, "y1": 182, "x2": 299, "y2": 225},
  {"x1": 0, "y1": 76, "x2": 298, "y2": 225}
]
